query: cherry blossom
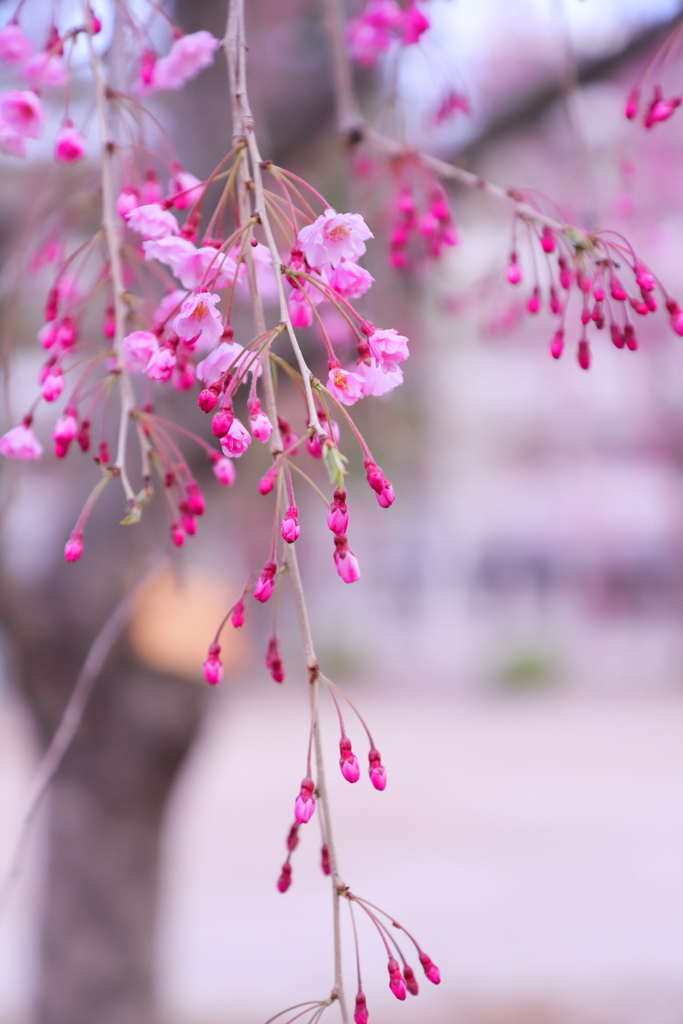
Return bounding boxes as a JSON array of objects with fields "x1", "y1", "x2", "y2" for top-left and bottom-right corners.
[
  {"x1": 146, "y1": 347, "x2": 176, "y2": 382},
  {"x1": 122, "y1": 331, "x2": 159, "y2": 373},
  {"x1": 220, "y1": 417, "x2": 251, "y2": 457},
  {"x1": 367, "y1": 327, "x2": 409, "y2": 370},
  {"x1": 294, "y1": 778, "x2": 316, "y2": 824},
  {"x1": 298, "y1": 208, "x2": 373, "y2": 268},
  {"x1": 0, "y1": 89, "x2": 43, "y2": 138},
  {"x1": 22, "y1": 53, "x2": 67, "y2": 89},
  {"x1": 328, "y1": 259, "x2": 374, "y2": 298},
  {"x1": 212, "y1": 456, "x2": 236, "y2": 486},
  {"x1": 149, "y1": 31, "x2": 221, "y2": 91},
  {"x1": 0, "y1": 422, "x2": 43, "y2": 459},
  {"x1": 356, "y1": 357, "x2": 404, "y2": 397},
  {"x1": 126, "y1": 203, "x2": 179, "y2": 240},
  {"x1": 196, "y1": 339, "x2": 258, "y2": 384},
  {"x1": 173, "y1": 291, "x2": 222, "y2": 347},
  {"x1": 55, "y1": 125, "x2": 86, "y2": 163},
  {"x1": 327, "y1": 365, "x2": 365, "y2": 405},
  {"x1": 0, "y1": 25, "x2": 33, "y2": 65}
]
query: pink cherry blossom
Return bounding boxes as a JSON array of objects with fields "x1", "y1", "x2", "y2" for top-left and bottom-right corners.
[
  {"x1": 153, "y1": 289, "x2": 186, "y2": 330},
  {"x1": 169, "y1": 169, "x2": 204, "y2": 209},
  {"x1": 126, "y1": 203, "x2": 178, "y2": 240},
  {"x1": 213, "y1": 456, "x2": 236, "y2": 485},
  {"x1": 146, "y1": 346, "x2": 176, "y2": 382},
  {"x1": 281, "y1": 506, "x2": 300, "y2": 544},
  {"x1": 0, "y1": 422, "x2": 43, "y2": 459},
  {"x1": 0, "y1": 25, "x2": 33, "y2": 66},
  {"x1": 368, "y1": 327, "x2": 408, "y2": 369},
  {"x1": 174, "y1": 291, "x2": 222, "y2": 347},
  {"x1": 0, "y1": 122, "x2": 25, "y2": 157},
  {"x1": 151, "y1": 31, "x2": 221, "y2": 91},
  {"x1": 197, "y1": 339, "x2": 259, "y2": 384},
  {"x1": 233, "y1": 242, "x2": 278, "y2": 303},
  {"x1": 294, "y1": 778, "x2": 316, "y2": 824},
  {"x1": 142, "y1": 235, "x2": 195, "y2": 270},
  {"x1": 173, "y1": 246, "x2": 237, "y2": 290},
  {"x1": 356, "y1": 358, "x2": 403, "y2": 397},
  {"x1": 22, "y1": 53, "x2": 67, "y2": 88},
  {"x1": 203, "y1": 643, "x2": 223, "y2": 686},
  {"x1": 288, "y1": 296, "x2": 312, "y2": 327},
  {"x1": 327, "y1": 365, "x2": 365, "y2": 405},
  {"x1": 122, "y1": 330, "x2": 159, "y2": 373},
  {"x1": 254, "y1": 559, "x2": 277, "y2": 602},
  {"x1": 298, "y1": 208, "x2": 373, "y2": 268},
  {"x1": 220, "y1": 417, "x2": 251, "y2": 458},
  {"x1": 0, "y1": 89, "x2": 43, "y2": 138},
  {"x1": 400, "y1": 4, "x2": 430, "y2": 45},
  {"x1": 348, "y1": 0, "x2": 402, "y2": 65},
  {"x1": 55, "y1": 124, "x2": 86, "y2": 162},
  {"x1": 328, "y1": 259, "x2": 374, "y2": 298},
  {"x1": 53, "y1": 411, "x2": 78, "y2": 457}
]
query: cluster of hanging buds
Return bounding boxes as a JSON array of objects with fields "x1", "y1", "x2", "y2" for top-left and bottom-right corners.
[
  {"x1": 347, "y1": 0, "x2": 430, "y2": 67},
  {"x1": 624, "y1": 20, "x2": 683, "y2": 132},
  {"x1": 388, "y1": 155, "x2": 459, "y2": 269},
  {"x1": 504, "y1": 209, "x2": 683, "y2": 368}
]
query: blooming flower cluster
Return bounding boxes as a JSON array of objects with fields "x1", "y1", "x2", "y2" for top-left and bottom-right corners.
[{"x1": 348, "y1": 0, "x2": 430, "y2": 66}]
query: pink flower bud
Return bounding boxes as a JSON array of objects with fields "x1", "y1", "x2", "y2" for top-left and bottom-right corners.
[
  {"x1": 418, "y1": 951, "x2": 441, "y2": 984},
  {"x1": 594, "y1": 286, "x2": 605, "y2": 302},
  {"x1": 198, "y1": 387, "x2": 220, "y2": 413},
  {"x1": 550, "y1": 329, "x2": 564, "y2": 360},
  {"x1": 181, "y1": 514, "x2": 196, "y2": 536},
  {"x1": 334, "y1": 536, "x2": 361, "y2": 583},
  {"x1": 506, "y1": 254, "x2": 521, "y2": 284},
  {"x1": 642, "y1": 291, "x2": 657, "y2": 312},
  {"x1": 377, "y1": 481, "x2": 395, "y2": 508},
  {"x1": 625, "y1": 87, "x2": 640, "y2": 120},
  {"x1": 64, "y1": 531, "x2": 83, "y2": 563},
  {"x1": 577, "y1": 339, "x2": 591, "y2": 370},
  {"x1": 286, "y1": 824, "x2": 300, "y2": 852},
  {"x1": 248, "y1": 398, "x2": 273, "y2": 443},
  {"x1": 387, "y1": 957, "x2": 406, "y2": 1000},
  {"x1": 670, "y1": 306, "x2": 683, "y2": 337},
  {"x1": 117, "y1": 186, "x2": 139, "y2": 220},
  {"x1": 635, "y1": 265, "x2": 655, "y2": 292},
  {"x1": 610, "y1": 275, "x2": 627, "y2": 301},
  {"x1": 203, "y1": 643, "x2": 223, "y2": 685},
  {"x1": 53, "y1": 410, "x2": 78, "y2": 456},
  {"x1": 354, "y1": 992, "x2": 368, "y2": 1024},
  {"x1": 212, "y1": 408, "x2": 233, "y2": 438},
  {"x1": 611, "y1": 323, "x2": 625, "y2": 348},
  {"x1": 339, "y1": 736, "x2": 360, "y2": 783},
  {"x1": 630, "y1": 298, "x2": 648, "y2": 316},
  {"x1": 54, "y1": 124, "x2": 86, "y2": 163},
  {"x1": 77, "y1": 420, "x2": 90, "y2": 453},
  {"x1": 171, "y1": 523, "x2": 185, "y2": 547},
  {"x1": 549, "y1": 286, "x2": 562, "y2": 315},
  {"x1": 294, "y1": 777, "x2": 316, "y2": 824},
  {"x1": 527, "y1": 286, "x2": 540, "y2": 314},
  {"x1": 321, "y1": 843, "x2": 331, "y2": 876},
  {"x1": 259, "y1": 464, "x2": 278, "y2": 495},
  {"x1": 277, "y1": 862, "x2": 292, "y2": 893},
  {"x1": 146, "y1": 346, "x2": 176, "y2": 382},
  {"x1": 404, "y1": 965, "x2": 419, "y2": 996},
  {"x1": 368, "y1": 747, "x2": 386, "y2": 790},
  {"x1": 231, "y1": 598, "x2": 245, "y2": 629},
  {"x1": 265, "y1": 636, "x2": 285, "y2": 683},
  {"x1": 103, "y1": 306, "x2": 116, "y2": 338},
  {"x1": 540, "y1": 226, "x2": 555, "y2": 253},
  {"x1": 212, "y1": 455, "x2": 236, "y2": 486},
  {"x1": 581, "y1": 306, "x2": 591, "y2": 326},
  {"x1": 624, "y1": 323, "x2": 638, "y2": 351},
  {"x1": 42, "y1": 367, "x2": 64, "y2": 402},
  {"x1": 281, "y1": 506, "x2": 300, "y2": 544},
  {"x1": 186, "y1": 483, "x2": 205, "y2": 515},
  {"x1": 327, "y1": 488, "x2": 349, "y2": 535},
  {"x1": 254, "y1": 559, "x2": 277, "y2": 603},
  {"x1": 278, "y1": 417, "x2": 299, "y2": 454}
]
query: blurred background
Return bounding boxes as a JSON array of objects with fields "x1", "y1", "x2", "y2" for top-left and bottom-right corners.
[{"x1": 1, "y1": 0, "x2": 683, "y2": 1022}]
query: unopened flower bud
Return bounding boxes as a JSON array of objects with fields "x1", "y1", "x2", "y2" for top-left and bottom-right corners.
[
  {"x1": 327, "y1": 488, "x2": 349, "y2": 535},
  {"x1": 255, "y1": 559, "x2": 277, "y2": 603},
  {"x1": 287, "y1": 824, "x2": 300, "y2": 852},
  {"x1": 259, "y1": 464, "x2": 278, "y2": 495},
  {"x1": 265, "y1": 636, "x2": 285, "y2": 683},
  {"x1": 248, "y1": 398, "x2": 273, "y2": 443},
  {"x1": 550, "y1": 329, "x2": 564, "y2": 360},
  {"x1": 53, "y1": 410, "x2": 78, "y2": 457},
  {"x1": 577, "y1": 339, "x2": 591, "y2": 370},
  {"x1": 186, "y1": 483, "x2": 205, "y2": 515},
  {"x1": 277, "y1": 862, "x2": 292, "y2": 893},
  {"x1": 354, "y1": 991, "x2": 368, "y2": 1024},
  {"x1": 624, "y1": 323, "x2": 638, "y2": 351},
  {"x1": 404, "y1": 965, "x2": 419, "y2": 996},
  {"x1": 182, "y1": 514, "x2": 196, "y2": 536},
  {"x1": 198, "y1": 387, "x2": 220, "y2": 413},
  {"x1": 321, "y1": 843, "x2": 331, "y2": 875},
  {"x1": 558, "y1": 256, "x2": 572, "y2": 290},
  {"x1": 294, "y1": 777, "x2": 316, "y2": 824},
  {"x1": 42, "y1": 367, "x2": 64, "y2": 402},
  {"x1": 368, "y1": 747, "x2": 386, "y2": 790},
  {"x1": 203, "y1": 643, "x2": 223, "y2": 686},
  {"x1": 625, "y1": 87, "x2": 640, "y2": 120},
  {"x1": 339, "y1": 736, "x2": 360, "y2": 783},
  {"x1": 418, "y1": 950, "x2": 441, "y2": 984},
  {"x1": 540, "y1": 226, "x2": 555, "y2": 253},
  {"x1": 231, "y1": 598, "x2": 245, "y2": 629},
  {"x1": 212, "y1": 455, "x2": 236, "y2": 486},
  {"x1": 212, "y1": 408, "x2": 234, "y2": 438},
  {"x1": 77, "y1": 419, "x2": 90, "y2": 453},
  {"x1": 527, "y1": 286, "x2": 540, "y2": 314},
  {"x1": 610, "y1": 323, "x2": 624, "y2": 348},
  {"x1": 387, "y1": 957, "x2": 406, "y2": 1000},
  {"x1": 171, "y1": 523, "x2": 185, "y2": 547},
  {"x1": 610, "y1": 275, "x2": 627, "y2": 301},
  {"x1": 281, "y1": 506, "x2": 300, "y2": 544},
  {"x1": 64, "y1": 531, "x2": 83, "y2": 563},
  {"x1": 334, "y1": 535, "x2": 361, "y2": 583},
  {"x1": 506, "y1": 253, "x2": 521, "y2": 285}
]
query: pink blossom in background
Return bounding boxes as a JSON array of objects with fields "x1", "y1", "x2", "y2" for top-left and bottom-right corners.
[
  {"x1": 0, "y1": 122, "x2": 25, "y2": 157},
  {"x1": 400, "y1": 3, "x2": 430, "y2": 45},
  {"x1": 122, "y1": 330, "x2": 159, "y2": 373},
  {"x1": 116, "y1": 187, "x2": 139, "y2": 220},
  {"x1": 22, "y1": 52, "x2": 67, "y2": 88},
  {"x1": 142, "y1": 235, "x2": 195, "y2": 270},
  {"x1": 298, "y1": 208, "x2": 373, "y2": 268},
  {"x1": 173, "y1": 292, "x2": 222, "y2": 347},
  {"x1": 356, "y1": 357, "x2": 403, "y2": 397},
  {"x1": 0, "y1": 422, "x2": 43, "y2": 459},
  {"x1": 153, "y1": 289, "x2": 187, "y2": 330},
  {"x1": 288, "y1": 296, "x2": 313, "y2": 327},
  {"x1": 197, "y1": 339, "x2": 260, "y2": 383},
  {"x1": 126, "y1": 203, "x2": 178, "y2": 240},
  {"x1": 327, "y1": 365, "x2": 365, "y2": 405},
  {"x1": 212, "y1": 456, "x2": 235, "y2": 486},
  {"x1": 233, "y1": 242, "x2": 278, "y2": 303},
  {"x1": 42, "y1": 367, "x2": 64, "y2": 402},
  {"x1": 328, "y1": 259, "x2": 374, "y2": 298},
  {"x1": 220, "y1": 417, "x2": 251, "y2": 457},
  {"x1": 348, "y1": 0, "x2": 402, "y2": 65},
  {"x1": 54, "y1": 124, "x2": 86, "y2": 162},
  {"x1": 173, "y1": 246, "x2": 237, "y2": 290},
  {"x1": 150, "y1": 31, "x2": 220, "y2": 91},
  {"x1": 169, "y1": 169, "x2": 204, "y2": 209},
  {"x1": 0, "y1": 89, "x2": 43, "y2": 138},
  {"x1": 0, "y1": 25, "x2": 33, "y2": 66}
]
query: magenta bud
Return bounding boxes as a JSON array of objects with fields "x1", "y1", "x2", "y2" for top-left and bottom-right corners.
[
  {"x1": 610, "y1": 323, "x2": 625, "y2": 349},
  {"x1": 213, "y1": 455, "x2": 236, "y2": 486},
  {"x1": 610, "y1": 276, "x2": 627, "y2": 301},
  {"x1": 182, "y1": 514, "x2": 196, "y2": 536},
  {"x1": 527, "y1": 286, "x2": 540, "y2": 314},
  {"x1": 624, "y1": 323, "x2": 638, "y2": 351},
  {"x1": 625, "y1": 87, "x2": 640, "y2": 120},
  {"x1": 404, "y1": 965, "x2": 419, "y2": 996},
  {"x1": 171, "y1": 523, "x2": 185, "y2": 547},
  {"x1": 354, "y1": 992, "x2": 369, "y2": 1024},
  {"x1": 186, "y1": 484, "x2": 205, "y2": 515},
  {"x1": 387, "y1": 957, "x2": 407, "y2": 1001},
  {"x1": 327, "y1": 488, "x2": 349, "y2": 535},
  {"x1": 277, "y1": 862, "x2": 292, "y2": 893},
  {"x1": 339, "y1": 736, "x2": 360, "y2": 783},
  {"x1": 203, "y1": 643, "x2": 223, "y2": 686},
  {"x1": 540, "y1": 226, "x2": 555, "y2": 253},
  {"x1": 231, "y1": 599, "x2": 245, "y2": 629},
  {"x1": 287, "y1": 824, "x2": 300, "y2": 853},
  {"x1": 550, "y1": 329, "x2": 564, "y2": 360},
  {"x1": 64, "y1": 531, "x2": 83, "y2": 563},
  {"x1": 506, "y1": 254, "x2": 521, "y2": 284},
  {"x1": 265, "y1": 636, "x2": 285, "y2": 683},
  {"x1": 321, "y1": 843, "x2": 331, "y2": 876},
  {"x1": 577, "y1": 339, "x2": 591, "y2": 370},
  {"x1": 254, "y1": 559, "x2": 277, "y2": 603},
  {"x1": 198, "y1": 388, "x2": 219, "y2": 413},
  {"x1": 419, "y1": 951, "x2": 441, "y2": 985},
  {"x1": 259, "y1": 465, "x2": 278, "y2": 495},
  {"x1": 368, "y1": 747, "x2": 387, "y2": 790},
  {"x1": 281, "y1": 506, "x2": 300, "y2": 544},
  {"x1": 212, "y1": 408, "x2": 233, "y2": 438},
  {"x1": 294, "y1": 777, "x2": 316, "y2": 824}
]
